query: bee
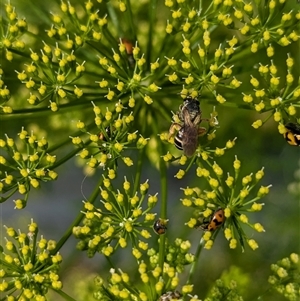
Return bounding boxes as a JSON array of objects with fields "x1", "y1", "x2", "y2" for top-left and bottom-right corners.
[
  {"x1": 178, "y1": 96, "x2": 201, "y2": 122},
  {"x1": 196, "y1": 208, "x2": 225, "y2": 231},
  {"x1": 153, "y1": 218, "x2": 168, "y2": 235},
  {"x1": 159, "y1": 291, "x2": 182, "y2": 301},
  {"x1": 284, "y1": 122, "x2": 300, "y2": 146},
  {"x1": 169, "y1": 96, "x2": 206, "y2": 157}
]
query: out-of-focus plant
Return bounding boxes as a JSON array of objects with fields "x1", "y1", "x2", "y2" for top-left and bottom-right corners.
[{"x1": 1, "y1": 0, "x2": 299, "y2": 300}]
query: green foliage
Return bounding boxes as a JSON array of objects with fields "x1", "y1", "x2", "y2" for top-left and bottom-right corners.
[{"x1": 0, "y1": 0, "x2": 300, "y2": 301}]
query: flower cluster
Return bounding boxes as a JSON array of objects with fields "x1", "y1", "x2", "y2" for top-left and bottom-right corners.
[
  {"x1": 268, "y1": 253, "x2": 300, "y2": 301},
  {"x1": 14, "y1": 43, "x2": 85, "y2": 111},
  {"x1": 92, "y1": 238, "x2": 199, "y2": 301},
  {"x1": 163, "y1": 1, "x2": 299, "y2": 130},
  {"x1": 164, "y1": 36, "x2": 241, "y2": 103},
  {"x1": 46, "y1": 1, "x2": 162, "y2": 109},
  {"x1": 0, "y1": 220, "x2": 63, "y2": 300},
  {"x1": 183, "y1": 156, "x2": 270, "y2": 251},
  {"x1": 73, "y1": 176, "x2": 158, "y2": 257},
  {"x1": 0, "y1": 2, "x2": 27, "y2": 62},
  {"x1": 46, "y1": 0, "x2": 107, "y2": 47},
  {"x1": 74, "y1": 102, "x2": 148, "y2": 169},
  {"x1": 0, "y1": 128, "x2": 58, "y2": 208},
  {"x1": 248, "y1": 54, "x2": 300, "y2": 133},
  {"x1": 0, "y1": 68, "x2": 12, "y2": 113},
  {"x1": 204, "y1": 279, "x2": 243, "y2": 301},
  {"x1": 97, "y1": 39, "x2": 161, "y2": 107}
]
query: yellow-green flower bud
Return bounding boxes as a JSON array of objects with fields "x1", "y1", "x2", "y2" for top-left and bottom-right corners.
[
  {"x1": 248, "y1": 239, "x2": 259, "y2": 250},
  {"x1": 224, "y1": 228, "x2": 232, "y2": 240},
  {"x1": 224, "y1": 207, "x2": 231, "y2": 218},
  {"x1": 233, "y1": 157, "x2": 241, "y2": 170},
  {"x1": 243, "y1": 94, "x2": 253, "y2": 103},
  {"x1": 203, "y1": 231, "x2": 212, "y2": 241},
  {"x1": 273, "y1": 111, "x2": 282, "y2": 122},
  {"x1": 140, "y1": 180, "x2": 149, "y2": 193},
  {"x1": 119, "y1": 237, "x2": 127, "y2": 248},
  {"x1": 186, "y1": 218, "x2": 197, "y2": 228},
  {"x1": 204, "y1": 240, "x2": 213, "y2": 249},
  {"x1": 239, "y1": 214, "x2": 248, "y2": 223},
  {"x1": 290, "y1": 253, "x2": 299, "y2": 264},
  {"x1": 229, "y1": 238, "x2": 237, "y2": 249},
  {"x1": 254, "y1": 223, "x2": 265, "y2": 232},
  {"x1": 175, "y1": 169, "x2": 185, "y2": 179},
  {"x1": 252, "y1": 120, "x2": 263, "y2": 129},
  {"x1": 251, "y1": 42, "x2": 259, "y2": 53},
  {"x1": 182, "y1": 198, "x2": 192, "y2": 207},
  {"x1": 132, "y1": 248, "x2": 142, "y2": 259},
  {"x1": 266, "y1": 45, "x2": 274, "y2": 57}
]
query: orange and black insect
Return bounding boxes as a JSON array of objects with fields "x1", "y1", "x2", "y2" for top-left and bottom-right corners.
[
  {"x1": 153, "y1": 218, "x2": 168, "y2": 235},
  {"x1": 284, "y1": 123, "x2": 300, "y2": 146},
  {"x1": 197, "y1": 208, "x2": 225, "y2": 231}
]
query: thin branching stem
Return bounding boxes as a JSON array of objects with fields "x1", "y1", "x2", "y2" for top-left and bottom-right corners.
[{"x1": 52, "y1": 175, "x2": 103, "y2": 254}]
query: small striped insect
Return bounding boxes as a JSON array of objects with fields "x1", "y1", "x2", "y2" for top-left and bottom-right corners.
[{"x1": 284, "y1": 123, "x2": 300, "y2": 146}]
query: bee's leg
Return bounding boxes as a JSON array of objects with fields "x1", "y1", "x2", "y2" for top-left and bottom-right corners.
[
  {"x1": 198, "y1": 127, "x2": 207, "y2": 136},
  {"x1": 168, "y1": 123, "x2": 181, "y2": 140}
]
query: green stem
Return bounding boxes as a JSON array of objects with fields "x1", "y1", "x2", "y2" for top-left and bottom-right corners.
[
  {"x1": 51, "y1": 289, "x2": 78, "y2": 301},
  {"x1": 153, "y1": 134, "x2": 168, "y2": 270},
  {"x1": 50, "y1": 148, "x2": 81, "y2": 170},
  {"x1": 0, "y1": 100, "x2": 97, "y2": 118},
  {"x1": 124, "y1": 0, "x2": 137, "y2": 41},
  {"x1": 132, "y1": 148, "x2": 145, "y2": 194},
  {"x1": 186, "y1": 237, "x2": 205, "y2": 286},
  {"x1": 158, "y1": 153, "x2": 167, "y2": 270},
  {"x1": 147, "y1": 0, "x2": 157, "y2": 65},
  {"x1": 52, "y1": 176, "x2": 102, "y2": 254}
]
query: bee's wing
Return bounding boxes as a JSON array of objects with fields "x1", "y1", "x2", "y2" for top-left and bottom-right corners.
[{"x1": 182, "y1": 126, "x2": 198, "y2": 157}]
